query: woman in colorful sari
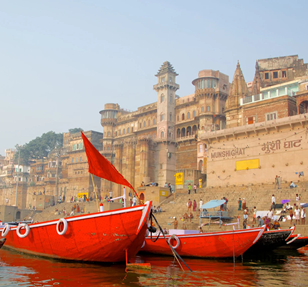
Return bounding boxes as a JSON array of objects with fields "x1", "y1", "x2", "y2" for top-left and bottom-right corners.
[{"x1": 193, "y1": 200, "x2": 197, "y2": 212}]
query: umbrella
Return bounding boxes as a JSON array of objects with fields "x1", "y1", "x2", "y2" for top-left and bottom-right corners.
[
  {"x1": 201, "y1": 200, "x2": 226, "y2": 209},
  {"x1": 281, "y1": 199, "x2": 290, "y2": 204},
  {"x1": 300, "y1": 203, "x2": 308, "y2": 208}
]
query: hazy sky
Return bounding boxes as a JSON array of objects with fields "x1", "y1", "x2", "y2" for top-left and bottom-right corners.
[{"x1": 1, "y1": 0, "x2": 308, "y2": 155}]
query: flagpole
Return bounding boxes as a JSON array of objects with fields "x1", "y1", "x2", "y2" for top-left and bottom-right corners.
[{"x1": 91, "y1": 173, "x2": 100, "y2": 212}]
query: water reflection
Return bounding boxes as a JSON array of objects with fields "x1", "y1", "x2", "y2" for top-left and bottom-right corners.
[{"x1": 0, "y1": 247, "x2": 308, "y2": 286}]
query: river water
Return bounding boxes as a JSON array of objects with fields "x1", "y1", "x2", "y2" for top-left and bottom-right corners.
[{"x1": 0, "y1": 247, "x2": 308, "y2": 286}]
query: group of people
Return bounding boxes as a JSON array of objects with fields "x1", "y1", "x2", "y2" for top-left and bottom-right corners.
[
  {"x1": 187, "y1": 183, "x2": 197, "y2": 194},
  {"x1": 238, "y1": 198, "x2": 247, "y2": 211}
]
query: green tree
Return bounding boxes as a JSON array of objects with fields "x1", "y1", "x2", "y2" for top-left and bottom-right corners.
[
  {"x1": 14, "y1": 131, "x2": 63, "y2": 165},
  {"x1": 69, "y1": 128, "x2": 83, "y2": 134}
]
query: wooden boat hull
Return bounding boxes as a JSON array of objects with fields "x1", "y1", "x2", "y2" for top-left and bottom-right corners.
[
  {"x1": 141, "y1": 227, "x2": 265, "y2": 258},
  {"x1": 280, "y1": 234, "x2": 308, "y2": 250},
  {"x1": 0, "y1": 238, "x2": 5, "y2": 249},
  {"x1": 244, "y1": 227, "x2": 295, "y2": 254},
  {"x1": 0, "y1": 201, "x2": 152, "y2": 262}
]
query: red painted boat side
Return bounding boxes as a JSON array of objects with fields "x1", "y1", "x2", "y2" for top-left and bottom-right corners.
[
  {"x1": 141, "y1": 227, "x2": 265, "y2": 258},
  {"x1": 0, "y1": 201, "x2": 152, "y2": 262}
]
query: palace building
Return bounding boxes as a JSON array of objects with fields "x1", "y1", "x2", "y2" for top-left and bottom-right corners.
[{"x1": 100, "y1": 55, "x2": 308, "y2": 195}]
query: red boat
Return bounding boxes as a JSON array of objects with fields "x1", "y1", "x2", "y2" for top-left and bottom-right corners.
[
  {"x1": 0, "y1": 201, "x2": 152, "y2": 262},
  {"x1": 140, "y1": 227, "x2": 265, "y2": 258}
]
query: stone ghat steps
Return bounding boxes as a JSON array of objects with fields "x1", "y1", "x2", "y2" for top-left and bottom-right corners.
[{"x1": 154, "y1": 183, "x2": 308, "y2": 233}]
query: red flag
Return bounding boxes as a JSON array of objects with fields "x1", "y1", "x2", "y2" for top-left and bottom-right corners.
[{"x1": 81, "y1": 131, "x2": 137, "y2": 196}]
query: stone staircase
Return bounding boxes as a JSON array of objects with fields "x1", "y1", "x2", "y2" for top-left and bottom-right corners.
[{"x1": 153, "y1": 181, "x2": 308, "y2": 235}]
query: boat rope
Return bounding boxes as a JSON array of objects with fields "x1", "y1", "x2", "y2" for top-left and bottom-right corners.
[{"x1": 150, "y1": 213, "x2": 192, "y2": 272}]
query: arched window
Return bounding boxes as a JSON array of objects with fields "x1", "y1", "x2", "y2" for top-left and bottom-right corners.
[
  {"x1": 204, "y1": 144, "x2": 207, "y2": 152},
  {"x1": 139, "y1": 123, "x2": 142, "y2": 128},
  {"x1": 161, "y1": 131, "x2": 164, "y2": 138},
  {"x1": 207, "y1": 106, "x2": 210, "y2": 112},
  {"x1": 115, "y1": 131, "x2": 117, "y2": 136},
  {"x1": 119, "y1": 130, "x2": 121, "y2": 135},
  {"x1": 177, "y1": 129, "x2": 181, "y2": 138},
  {"x1": 182, "y1": 113, "x2": 185, "y2": 120},
  {"x1": 193, "y1": 110, "x2": 196, "y2": 117},
  {"x1": 144, "y1": 121, "x2": 146, "y2": 127},
  {"x1": 153, "y1": 118, "x2": 156, "y2": 125},
  {"x1": 127, "y1": 127, "x2": 130, "y2": 133},
  {"x1": 169, "y1": 95, "x2": 172, "y2": 103},
  {"x1": 201, "y1": 107, "x2": 205, "y2": 112},
  {"x1": 187, "y1": 112, "x2": 190, "y2": 119},
  {"x1": 181, "y1": 127, "x2": 185, "y2": 137},
  {"x1": 148, "y1": 120, "x2": 151, "y2": 126},
  {"x1": 160, "y1": 114, "x2": 164, "y2": 121},
  {"x1": 123, "y1": 129, "x2": 125, "y2": 134},
  {"x1": 161, "y1": 94, "x2": 165, "y2": 102},
  {"x1": 198, "y1": 160, "x2": 203, "y2": 171}
]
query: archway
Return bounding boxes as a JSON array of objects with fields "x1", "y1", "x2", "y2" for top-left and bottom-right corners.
[
  {"x1": 139, "y1": 192, "x2": 145, "y2": 205},
  {"x1": 187, "y1": 126, "x2": 192, "y2": 136},
  {"x1": 198, "y1": 160, "x2": 203, "y2": 171},
  {"x1": 177, "y1": 128, "x2": 181, "y2": 138},
  {"x1": 192, "y1": 125, "x2": 197, "y2": 135},
  {"x1": 16, "y1": 211, "x2": 21, "y2": 220},
  {"x1": 299, "y1": 100, "x2": 308, "y2": 114},
  {"x1": 181, "y1": 127, "x2": 185, "y2": 137}
]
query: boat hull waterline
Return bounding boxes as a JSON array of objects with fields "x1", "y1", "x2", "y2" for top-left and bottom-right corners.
[
  {"x1": 141, "y1": 227, "x2": 265, "y2": 258},
  {"x1": 0, "y1": 201, "x2": 152, "y2": 262}
]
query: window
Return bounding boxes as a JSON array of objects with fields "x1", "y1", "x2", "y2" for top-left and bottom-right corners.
[
  {"x1": 153, "y1": 119, "x2": 156, "y2": 125},
  {"x1": 148, "y1": 120, "x2": 151, "y2": 126},
  {"x1": 72, "y1": 158, "x2": 74, "y2": 163},
  {"x1": 72, "y1": 144, "x2": 75, "y2": 151},
  {"x1": 265, "y1": 72, "x2": 269, "y2": 80},
  {"x1": 247, "y1": 117, "x2": 254, "y2": 124},
  {"x1": 265, "y1": 112, "x2": 277, "y2": 121},
  {"x1": 107, "y1": 132, "x2": 111, "y2": 136},
  {"x1": 161, "y1": 77, "x2": 165, "y2": 83},
  {"x1": 160, "y1": 164, "x2": 163, "y2": 169},
  {"x1": 282, "y1": 71, "x2": 287, "y2": 78},
  {"x1": 206, "y1": 106, "x2": 210, "y2": 112},
  {"x1": 199, "y1": 144, "x2": 203, "y2": 153},
  {"x1": 170, "y1": 95, "x2": 172, "y2": 103},
  {"x1": 119, "y1": 130, "x2": 121, "y2": 135},
  {"x1": 161, "y1": 94, "x2": 165, "y2": 102},
  {"x1": 193, "y1": 110, "x2": 196, "y2": 117},
  {"x1": 273, "y1": 71, "x2": 278, "y2": 79},
  {"x1": 123, "y1": 129, "x2": 125, "y2": 134},
  {"x1": 139, "y1": 123, "x2": 142, "y2": 128},
  {"x1": 182, "y1": 113, "x2": 185, "y2": 120},
  {"x1": 187, "y1": 112, "x2": 190, "y2": 119},
  {"x1": 161, "y1": 131, "x2": 164, "y2": 138},
  {"x1": 80, "y1": 157, "x2": 82, "y2": 162},
  {"x1": 76, "y1": 157, "x2": 78, "y2": 163},
  {"x1": 115, "y1": 131, "x2": 117, "y2": 136},
  {"x1": 177, "y1": 115, "x2": 179, "y2": 121},
  {"x1": 201, "y1": 106, "x2": 205, "y2": 112},
  {"x1": 127, "y1": 127, "x2": 130, "y2": 133},
  {"x1": 144, "y1": 121, "x2": 146, "y2": 127},
  {"x1": 160, "y1": 114, "x2": 164, "y2": 121}
]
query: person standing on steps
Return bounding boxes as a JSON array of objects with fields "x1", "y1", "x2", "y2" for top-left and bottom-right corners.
[
  {"x1": 193, "y1": 184, "x2": 197, "y2": 194},
  {"x1": 238, "y1": 198, "x2": 242, "y2": 211},
  {"x1": 242, "y1": 198, "x2": 246, "y2": 210},
  {"x1": 187, "y1": 199, "x2": 192, "y2": 212},
  {"x1": 275, "y1": 175, "x2": 279, "y2": 189},
  {"x1": 173, "y1": 217, "x2": 178, "y2": 229},
  {"x1": 272, "y1": 194, "x2": 276, "y2": 211},
  {"x1": 188, "y1": 183, "x2": 191, "y2": 194}
]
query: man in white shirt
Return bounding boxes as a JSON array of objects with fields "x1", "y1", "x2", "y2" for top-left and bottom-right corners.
[
  {"x1": 132, "y1": 195, "x2": 137, "y2": 206},
  {"x1": 267, "y1": 209, "x2": 273, "y2": 220}
]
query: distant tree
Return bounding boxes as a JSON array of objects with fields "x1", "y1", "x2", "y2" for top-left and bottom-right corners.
[
  {"x1": 69, "y1": 128, "x2": 83, "y2": 134},
  {"x1": 14, "y1": 131, "x2": 63, "y2": 165}
]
